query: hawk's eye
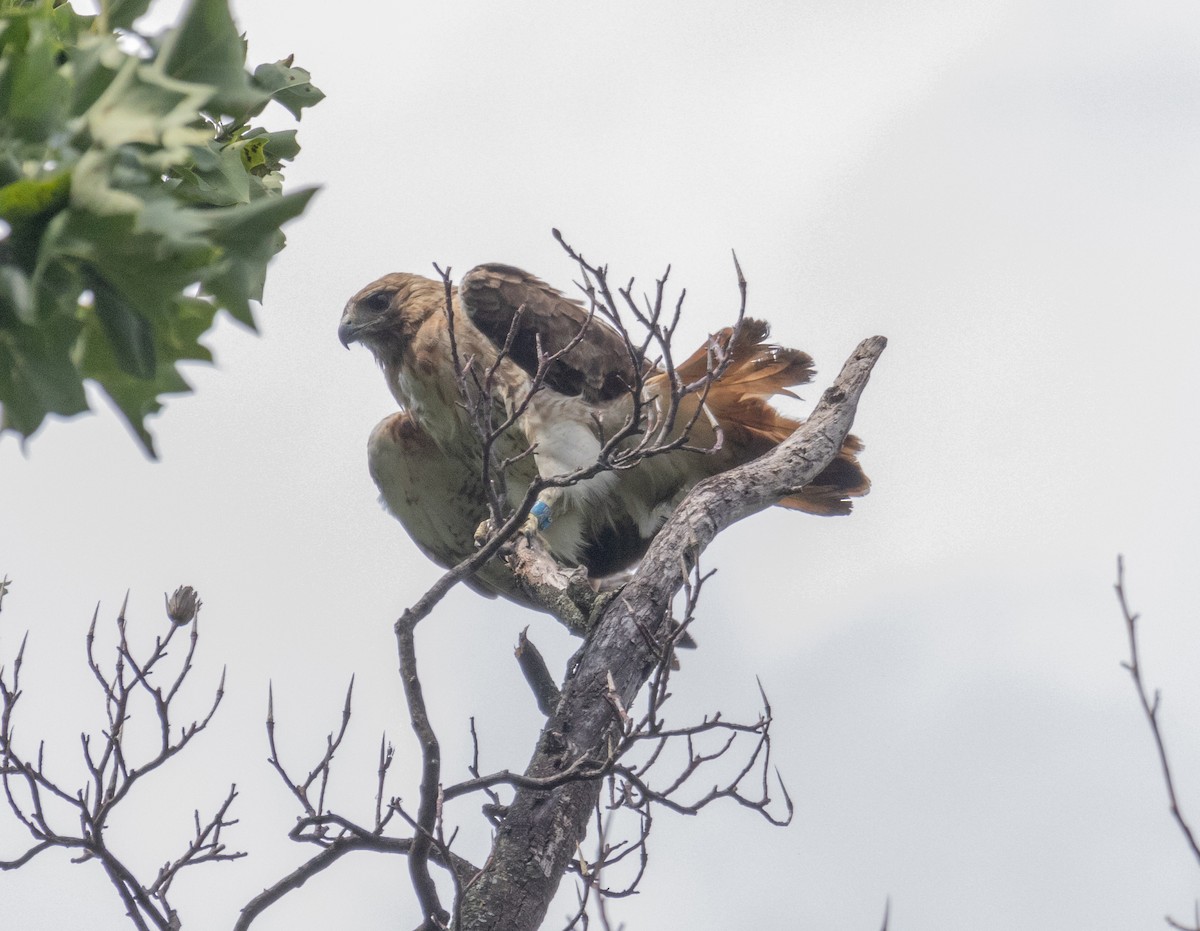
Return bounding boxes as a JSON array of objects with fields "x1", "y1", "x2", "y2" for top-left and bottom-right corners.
[{"x1": 362, "y1": 291, "x2": 391, "y2": 313}]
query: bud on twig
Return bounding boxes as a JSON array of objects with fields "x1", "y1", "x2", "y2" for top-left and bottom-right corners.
[{"x1": 165, "y1": 586, "x2": 201, "y2": 625}]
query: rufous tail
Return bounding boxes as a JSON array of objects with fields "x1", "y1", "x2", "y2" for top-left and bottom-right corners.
[{"x1": 673, "y1": 318, "x2": 869, "y2": 515}]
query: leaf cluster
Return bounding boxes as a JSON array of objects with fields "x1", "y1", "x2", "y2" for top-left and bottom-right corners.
[{"x1": 0, "y1": 0, "x2": 323, "y2": 455}]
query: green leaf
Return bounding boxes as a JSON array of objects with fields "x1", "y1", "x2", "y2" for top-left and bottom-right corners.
[
  {"x1": 0, "y1": 148, "x2": 21, "y2": 187},
  {"x1": 47, "y1": 2, "x2": 94, "y2": 44},
  {"x1": 28, "y1": 246, "x2": 84, "y2": 323},
  {"x1": 44, "y1": 201, "x2": 215, "y2": 318},
  {"x1": 90, "y1": 274, "x2": 156, "y2": 379},
  {"x1": 66, "y1": 33, "x2": 124, "y2": 116},
  {"x1": 0, "y1": 265, "x2": 34, "y2": 324},
  {"x1": 0, "y1": 312, "x2": 88, "y2": 437},
  {"x1": 104, "y1": 0, "x2": 153, "y2": 31},
  {"x1": 202, "y1": 185, "x2": 315, "y2": 325},
  {"x1": 234, "y1": 134, "x2": 266, "y2": 171},
  {"x1": 245, "y1": 169, "x2": 282, "y2": 199},
  {"x1": 75, "y1": 319, "x2": 168, "y2": 456},
  {"x1": 253, "y1": 60, "x2": 324, "y2": 119},
  {"x1": 0, "y1": 170, "x2": 70, "y2": 270},
  {"x1": 240, "y1": 127, "x2": 300, "y2": 165},
  {"x1": 0, "y1": 16, "x2": 70, "y2": 142},
  {"x1": 166, "y1": 295, "x2": 216, "y2": 364},
  {"x1": 0, "y1": 0, "x2": 323, "y2": 452},
  {"x1": 76, "y1": 293, "x2": 217, "y2": 457},
  {"x1": 171, "y1": 142, "x2": 250, "y2": 206},
  {"x1": 84, "y1": 56, "x2": 214, "y2": 154},
  {"x1": 0, "y1": 172, "x2": 70, "y2": 226},
  {"x1": 69, "y1": 147, "x2": 144, "y2": 216},
  {"x1": 157, "y1": 0, "x2": 268, "y2": 120}
]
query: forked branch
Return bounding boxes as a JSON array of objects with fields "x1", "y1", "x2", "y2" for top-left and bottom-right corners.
[{"x1": 453, "y1": 332, "x2": 885, "y2": 931}]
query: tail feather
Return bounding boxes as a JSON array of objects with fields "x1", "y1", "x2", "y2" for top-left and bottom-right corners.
[
  {"x1": 778, "y1": 434, "x2": 870, "y2": 515},
  {"x1": 675, "y1": 318, "x2": 814, "y2": 398},
  {"x1": 668, "y1": 318, "x2": 870, "y2": 514}
]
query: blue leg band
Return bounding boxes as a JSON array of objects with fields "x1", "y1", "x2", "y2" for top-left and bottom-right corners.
[{"x1": 530, "y1": 501, "x2": 552, "y2": 530}]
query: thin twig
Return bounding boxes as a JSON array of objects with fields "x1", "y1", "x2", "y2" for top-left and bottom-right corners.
[{"x1": 1116, "y1": 555, "x2": 1200, "y2": 865}]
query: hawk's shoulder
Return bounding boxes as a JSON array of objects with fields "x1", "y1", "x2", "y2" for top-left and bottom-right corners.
[{"x1": 460, "y1": 264, "x2": 639, "y2": 403}]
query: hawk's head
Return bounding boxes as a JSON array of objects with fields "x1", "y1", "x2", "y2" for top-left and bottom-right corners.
[{"x1": 338, "y1": 273, "x2": 449, "y2": 357}]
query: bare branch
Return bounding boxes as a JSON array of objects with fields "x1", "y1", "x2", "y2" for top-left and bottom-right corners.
[
  {"x1": 467, "y1": 718, "x2": 505, "y2": 828},
  {"x1": 395, "y1": 617, "x2": 450, "y2": 929},
  {"x1": 1, "y1": 592, "x2": 237, "y2": 931},
  {"x1": 1115, "y1": 556, "x2": 1200, "y2": 866},
  {"x1": 455, "y1": 332, "x2": 885, "y2": 930},
  {"x1": 234, "y1": 843, "x2": 360, "y2": 931},
  {"x1": 376, "y1": 734, "x2": 396, "y2": 832},
  {"x1": 150, "y1": 783, "x2": 245, "y2": 906},
  {"x1": 0, "y1": 839, "x2": 54, "y2": 869},
  {"x1": 515, "y1": 628, "x2": 562, "y2": 716},
  {"x1": 1116, "y1": 557, "x2": 1200, "y2": 931},
  {"x1": 265, "y1": 677, "x2": 356, "y2": 832}
]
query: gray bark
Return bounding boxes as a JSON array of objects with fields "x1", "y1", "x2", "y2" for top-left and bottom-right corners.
[{"x1": 458, "y1": 335, "x2": 886, "y2": 930}]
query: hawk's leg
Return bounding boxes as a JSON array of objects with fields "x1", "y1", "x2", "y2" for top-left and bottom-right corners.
[
  {"x1": 523, "y1": 490, "x2": 559, "y2": 536},
  {"x1": 472, "y1": 489, "x2": 561, "y2": 548}
]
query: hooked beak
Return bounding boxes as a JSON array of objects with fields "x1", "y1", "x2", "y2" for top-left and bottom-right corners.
[{"x1": 337, "y1": 316, "x2": 360, "y2": 349}]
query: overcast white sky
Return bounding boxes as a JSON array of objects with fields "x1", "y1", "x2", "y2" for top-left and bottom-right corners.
[{"x1": 4, "y1": 0, "x2": 1200, "y2": 928}]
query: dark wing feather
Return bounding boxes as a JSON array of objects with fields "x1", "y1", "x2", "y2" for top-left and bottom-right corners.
[{"x1": 460, "y1": 264, "x2": 639, "y2": 402}]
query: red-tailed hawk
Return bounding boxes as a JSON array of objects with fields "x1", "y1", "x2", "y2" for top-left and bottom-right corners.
[{"x1": 339, "y1": 264, "x2": 867, "y2": 597}]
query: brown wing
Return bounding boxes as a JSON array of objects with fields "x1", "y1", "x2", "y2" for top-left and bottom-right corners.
[
  {"x1": 368, "y1": 412, "x2": 487, "y2": 569},
  {"x1": 459, "y1": 264, "x2": 640, "y2": 403}
]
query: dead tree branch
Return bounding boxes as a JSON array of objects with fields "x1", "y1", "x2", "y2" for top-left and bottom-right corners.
[
  {"x1": 249, "y1": 671, "x2": 480, "y2": 931},
  {"x1": 516, "y1": 628, "x2": 562, "y2": 717},
  {"x1": 234, "y1": 823, "x2": 478, "y2": 931},
  {"x1": 395, "y1": 615, "x2": 451, "y2": 930},
  {"x1": 454, "y1": 333, "x2": 885, "y2": 930}
]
